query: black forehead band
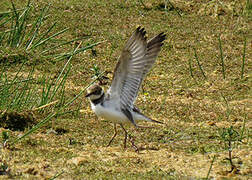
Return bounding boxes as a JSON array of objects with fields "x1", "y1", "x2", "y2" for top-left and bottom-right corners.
[{"x1": 93, "y1": 88, "x2": 102, "y2": 95}]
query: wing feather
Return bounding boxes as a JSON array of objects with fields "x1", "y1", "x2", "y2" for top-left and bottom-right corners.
[{"x1": 108, "y1": 27, "x2": 166, "y2": 114}]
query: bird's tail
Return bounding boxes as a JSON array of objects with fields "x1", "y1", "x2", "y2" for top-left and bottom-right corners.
[
  {"x1": 142, "y1": 115, "x2": 163, "y2": 124},
  {"x1": 133, "y1": 106, "x2": 163, "y2": 124}
]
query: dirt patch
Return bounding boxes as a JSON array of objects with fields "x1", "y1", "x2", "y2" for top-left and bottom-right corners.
[
  {"x1": 0, "y1": 111, "x2": 37, "y2": 131},
  {"x1": 55, "y1": 127, "x2": 68, "y2": 135}
]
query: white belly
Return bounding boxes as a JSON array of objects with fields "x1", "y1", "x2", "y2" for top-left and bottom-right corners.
[{"x1": 91, "y1": 103, "x2": 129, "y2": 124}]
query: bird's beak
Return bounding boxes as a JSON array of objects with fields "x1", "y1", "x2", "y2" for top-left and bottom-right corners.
[{"x1": 85, "y1": 92, "x2": 92, "y2": 98}]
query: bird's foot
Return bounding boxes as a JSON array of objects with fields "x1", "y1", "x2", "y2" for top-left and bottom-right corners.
[{"x1": 128, "y1": 134, "x2": 139, "y2": 153}]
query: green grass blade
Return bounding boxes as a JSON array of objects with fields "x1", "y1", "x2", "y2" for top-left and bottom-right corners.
[
  {"x1": 43, "y1": 45, "x2": 79, "y2": 104},
  {"x1": 49, "y1": 65, "x2": 71, "y2": 103},
  {"x1": 8, "y1": 1, "x2": 18, "y2": 46},
  {"x1": 0, "y1": 32, "x2": 7, "y2": 45},
  {"x1": 2, "y1": 63, "x2": 25, "y2": 94},
  {"x1": 16, "y1": 66, "x2": 35, "y2": 111},
  {"x1": 218, "y1": 34, "x2": 225, "y2": 79},
  {"x1": 39, "y1": 42, "x2": 75, "y2": 107},
  {"x1": 0, "y1": 14, "x2": 12, "y2": 27},
  {"x1": 40, "y1": 36, "x2": 90, "y2": 55},
  {"x1": 241, "y1": 37, "x2": 246, "y2": 79},
  {"x1": 0, "y1": 78, "x2": 33, "y2": 87},
  {"x1": 29, "y1": 28, "x2": 69, "y2": 50},
  {"x1": 165, "y1": 0, "x2": 182, "y2": 17},
  {"x1": 31, "y1": 22, "x2": 57, "y2": 49},
  {"x1": 239, "y1": 114, "x2": 247, "y2": 141},
  {"x1": 6, "y1": 83, "x2": 23, "y2": 111},
  {"x1": 49, "y1": 171, "x2": 64, "y2": 180},
  {"x1": 40, "y1": 77, "x2": 53, "y2": 106},
  {"x1": 0, "y1": 64, "x2": 35, "y2": 111},
  {"x1": 9, "y1": 1, "x2": 30, "y2": 47},
  {"x1": 7, "y1": 1, "x2": 30, "y2": 47},
  {"x1": 0, "y1": 8, "x2": 26, "y2": 16},
  {"x1": 205, "y1": 155, "x2": 216, "y2": 179},
  {"x1": 54, "y1": 41, "x2": 102, "y2": 62},
  {"x1": 12, "y1": 112, "x2": 56, "y2": 144},
  {"x1": 54, "y1": 42, "x2": 82, "y2": 87},
  {"x1": 15, "y1": 5, "x2": 31, "y2": 47},
  {"x1": 22, "y1": 83, "x2": 34, "y2": 109},
  {"x1": 193, "y1": 47, "x2": 207, "y2": 79},
  {"x1": 25, "y1": 5, "x2": 50, "y2": 50}
]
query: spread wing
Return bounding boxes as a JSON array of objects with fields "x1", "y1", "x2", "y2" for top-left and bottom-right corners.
[{"x1": 108, "y1": 27, "x2": 166, "y2": 112}]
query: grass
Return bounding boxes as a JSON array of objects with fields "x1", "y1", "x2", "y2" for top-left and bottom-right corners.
[
  {"x1": 218, "y1": 34, "x2": 225, "y2": 79},
  {"x1": 193, "y1": 47, "x2": 207, "y2": 79},
  {"x1": 205, "y1": 155, "x2": 216, "y2": 180},
  {"x1": 241, "y1": 37, "x2": 247, "y2": 79},
  {"x1": 0, "y1": 0, "x2": 251, "y2": 179}
]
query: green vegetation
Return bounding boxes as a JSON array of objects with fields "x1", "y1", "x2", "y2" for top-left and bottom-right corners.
[
  {"x1": 219, "y1": 126, "x2": 243, "y2": 173},
  {"x1": 0, "y1": 0, "x2": 251, "y2": 179}
]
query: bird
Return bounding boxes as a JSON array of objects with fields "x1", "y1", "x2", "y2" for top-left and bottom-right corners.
[{"x1": 85, "y1": 27, "x2": 166, "y2": 151}]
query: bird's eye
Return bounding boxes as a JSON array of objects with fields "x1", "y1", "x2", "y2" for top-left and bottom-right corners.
[{"x1": 94, "y1": 89, "x2": 101, "y2": 95}]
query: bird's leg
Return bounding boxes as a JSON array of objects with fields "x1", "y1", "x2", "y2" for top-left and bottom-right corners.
[
  {"x1": 120, "y1": 124, "x2": 139, "y2": 152},
  {"x1": 107, "y1": 123, "x2": 117, "y2": 147},
  {"x1": 120, "y1": 124, "x2": 128, "y2": 149},
  {"x1": 128, "y1": 134, "x2": 139, "y2": 153}
]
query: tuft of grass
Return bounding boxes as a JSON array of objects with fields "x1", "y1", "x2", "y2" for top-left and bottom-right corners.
[
  {"x1": 0, "y1": 63, "x2": 36, "y2": 112},
  {"x1": 10, "y1": 44, "x2": 78, "y2": 143},
  {"x1": 219, "y1": 126, "x2": 242, "y2": 173},
  {"x1": 0, "y1": 1, "x2": 98, "y2": 63},
  {"x1": 11, "y1": 43, "x2": 106, "y2": 144},
  {"x1": 0, "y1": 62, "x2": 67, "y2": 114},
  {"x1": 218, "y1": 95, "x2": 247, "y2": 173},
  {"x1": 0, "y1": 1, "x2": 101, "y2": 133}
]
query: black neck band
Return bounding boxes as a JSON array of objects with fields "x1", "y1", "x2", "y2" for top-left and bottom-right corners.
[{"x1": 91, "y1": 93, "x2": 105, "y2": 105}]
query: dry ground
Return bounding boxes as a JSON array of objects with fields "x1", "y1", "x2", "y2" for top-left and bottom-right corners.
[{"x1": 0, "y1": 0, "x2": 251, "y2": 179}]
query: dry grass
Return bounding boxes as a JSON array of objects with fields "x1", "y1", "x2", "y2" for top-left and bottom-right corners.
[{"x1": 0, "y1": 0, "x2": 251, "y2": 179}]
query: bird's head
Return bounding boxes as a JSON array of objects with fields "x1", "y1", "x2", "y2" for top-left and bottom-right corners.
[{"x1": 85, "y1": 84, "x2": 104, "y2": 101}]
